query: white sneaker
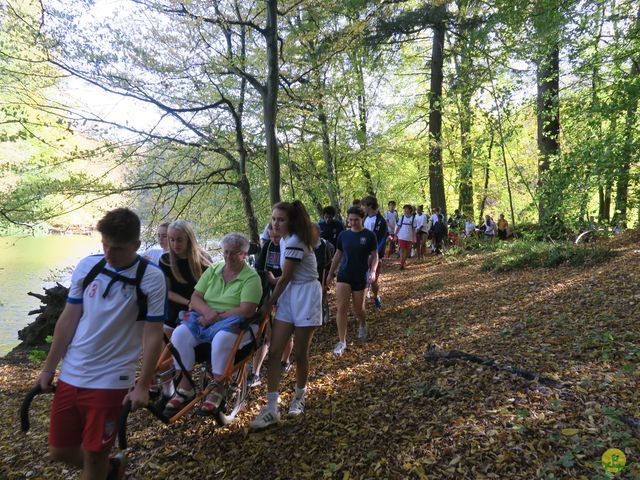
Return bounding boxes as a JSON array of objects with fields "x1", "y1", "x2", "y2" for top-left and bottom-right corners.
[
  {"x1": 357, "y1": 325, "x2": 368, "y2": 340},
  {"x1": 249, "y1": 407, "x2": 280, "y2": 430},
  {"x1": 288, "y1": 397, "x2": 305, "y2": 416},
  {"x1": 333, "y1": 341, "x2": 347, "y2": 356}
]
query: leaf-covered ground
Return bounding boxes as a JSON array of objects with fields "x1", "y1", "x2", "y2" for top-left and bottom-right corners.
[{"x1": 2, "y1": 232, "x2": 639, "y2": 479}]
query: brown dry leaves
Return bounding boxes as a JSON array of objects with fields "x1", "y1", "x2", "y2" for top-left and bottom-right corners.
[{"x1": 1, "y1": 231, "x2": 639, "y2": 479}]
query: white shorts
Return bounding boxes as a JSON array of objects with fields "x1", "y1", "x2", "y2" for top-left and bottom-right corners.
[{"x1": 274, "y1": 281, "x2": 322, "y2": 327}]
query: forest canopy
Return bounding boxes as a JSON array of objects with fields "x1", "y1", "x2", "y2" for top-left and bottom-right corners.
[{"x1": 1, "y1": 0, "x2": 638, "y2": 240}]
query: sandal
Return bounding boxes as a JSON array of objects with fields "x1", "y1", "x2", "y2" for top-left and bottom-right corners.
[
  {"x1": 198, "y1": 390, "x2": 224, "y2": 416},
  {"x1": 162, "y1": 388, "x2": 195, "y2": 416}
]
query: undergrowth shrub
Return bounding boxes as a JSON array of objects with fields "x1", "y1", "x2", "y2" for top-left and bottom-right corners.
[{"x1": 479, "y1": 240, "x2": 617, "y2": 272}]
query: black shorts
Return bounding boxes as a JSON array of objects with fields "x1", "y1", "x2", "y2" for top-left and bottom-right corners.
[{"x1": 336, "y1": 274, "x2": 366, "y2": 292}]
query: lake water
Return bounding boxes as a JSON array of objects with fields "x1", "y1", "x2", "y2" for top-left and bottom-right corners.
[{"x1": 0, "y1": 235, "x2": 102, "y2": 356}]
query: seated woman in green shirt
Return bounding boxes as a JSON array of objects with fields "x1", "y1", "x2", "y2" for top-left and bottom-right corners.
[{"x1": 164, "y1": 233, "x2": 262, "y2": 416}]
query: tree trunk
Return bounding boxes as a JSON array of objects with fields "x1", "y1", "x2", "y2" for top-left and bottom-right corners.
[
  {"x1": 319, "y1": 108, "x2": 341, "y2": 212},
  {"x1": 598, "y1": 182, "x2": 612, "y2": 223},
  {"x1": 353, "y1": 51, "x2": 376, "y2": 196},
  {"x1": 613, "y1": 7, "x2": 640, "y2": 225},
  {"x1": 534, "y1": 0, "x2": 561, "y2": 226},
  {"x1": 479, "y1": 128, "x2": 494, "y2": 224},
  {"x1": 264, "y1": 0, "x2": 280, "y2": 206},
  {"x1": 536, "y1": 41, "x2": 560, "y2": 225},
  {"x1": 428, "y1": 15, "x2": 447, "y2": 218},
  {"x1": 234, "y1": 22, "x2": 258, "y2": 241},
  {"x1": 457, "y1": 91, "x2": 474, "y2": 217}
]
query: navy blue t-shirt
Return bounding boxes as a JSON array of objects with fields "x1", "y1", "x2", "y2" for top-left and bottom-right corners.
[{"x1": 336, "y1": 229, "x2": 377, "y2": 281}]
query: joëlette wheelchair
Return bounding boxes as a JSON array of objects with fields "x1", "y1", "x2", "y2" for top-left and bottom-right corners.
[{"x1": 21, "y1": 310, "x2": 270, "y2": 450}]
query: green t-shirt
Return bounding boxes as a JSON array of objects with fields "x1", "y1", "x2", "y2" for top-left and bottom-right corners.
[{"x1": 194, "y1": 261, "x2": 262, "y2": 311}]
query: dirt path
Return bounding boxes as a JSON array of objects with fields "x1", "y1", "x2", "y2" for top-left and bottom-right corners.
[{"x1": 2, "y1": 233, "x2": 639, "y2": 479}]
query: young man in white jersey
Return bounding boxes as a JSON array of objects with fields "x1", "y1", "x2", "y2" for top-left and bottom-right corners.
[
  {"x1": 414, "y1": 205, "x2": 429, "y2": 260},
  {"x1": 361, "y1": 195, "x2": 388, "y2": 310},
  {"x1": 384, "y1": 201, "x2": 399, "y2": 257},
  {"x1": 430, "y1": 207, "x2": 441, "y2": 253},
  {"x1": 36, "y1": 208, "x2": 167, "y2": 480}
]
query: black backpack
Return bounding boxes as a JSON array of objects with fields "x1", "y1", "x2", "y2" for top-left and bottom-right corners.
[
  {"x1": 314, "y1": 238, "x2": 335, "y2": 281},
  {"x1": 398, "y1": 214, "x2": 416, "y2": 229},
  {"x1": 81, "y1": 257, "x2": 150, "y2": 321}
]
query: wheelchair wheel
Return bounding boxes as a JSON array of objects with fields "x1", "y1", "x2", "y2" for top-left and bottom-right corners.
[{"x1": 215, "y1": 364, "x2": 248, "y2": 426}]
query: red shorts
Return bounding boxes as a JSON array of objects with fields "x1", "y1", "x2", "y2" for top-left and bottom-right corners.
[
  {"x1": 398, "y1": 239, "x2": 413, "y2": 250},
  {"x1": 49, "y1": 380, "x2": 128, "y2": 452}
]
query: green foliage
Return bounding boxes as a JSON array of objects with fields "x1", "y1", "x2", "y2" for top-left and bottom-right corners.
[
  {"x1": 480, "y1": 240, "x2": 618, "y2": 272},
  {"x1": 28, "y1": 348, "x2": 47, "y2": 363},
  {"x1": 2, "y1": 0, "x2": 640, "y2": 239}
]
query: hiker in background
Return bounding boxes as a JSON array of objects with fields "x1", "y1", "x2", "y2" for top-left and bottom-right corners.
[
  {"x1": 414, "y1": 205, "x2": 429, "y2": 260},
  {"x1": 344, "y1": 199, "x2": 361, "y2": 229},
  {"x1": 318, "y1": 205, "x2": 344, "y2": 248},
  {"x1": 432, "y1": 213, "x2": 448, "y2": 254},
  {"x1": 448, "y1": 209, "x2": 463, "y2": 231},
  {"x1": 143, "y1": 222, "x2": 170, "y2": 264},
  {"x1": 483, "y1": 215, "x2": 497, "y2": 240},
  {"x1": 361, "y1": 195, "x2": 388, "y2": 310},
  {"x1": 465, "y1": 216, "x2": 476, "y2": 237},
  {"x1": 497, "y1": 214, "x2": 509, "y2": 240},
  {"x1": 384, "y1": 201, "x2": 399, "y2": 258},
  {"x1": 429, "y1": 207, "x2": 441, "y2": 253},
  {"x1": 395, "y1": 204, "x2": 417, "y2": 270}
]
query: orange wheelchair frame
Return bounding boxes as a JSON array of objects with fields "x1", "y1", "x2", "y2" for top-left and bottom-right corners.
[{"x1": 118, "y1": 311, "x2": 270, "y2": 448}]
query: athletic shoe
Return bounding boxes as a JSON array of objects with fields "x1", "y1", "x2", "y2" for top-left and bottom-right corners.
[
  {"x1": 374, "y1": 296, "x2": 382, "y2": 310},
  {"x1": 247, "y1": 374, "x2": 262, "y2": 388},
  {"x1": 249, "y1": 407, "x2": 281, "y2": 430},
  {"x1": 281, "y1": 361, "x2": 292, "y2": 373},
  {"x1": 288, "y1": 397, "x2": 305, "y2": 416},
  {"x1": 357, "y1": 325, "x2": 368, "y2": 340},
  {"x1": 163, "y1": 388, "x2": 195, "y2": 416},
  {"x1": 333, "y1": 341, "x2": 346, "y2": 356},
  {"x1": 107, "y1": 452, "x2": 127, "y2": 480}
]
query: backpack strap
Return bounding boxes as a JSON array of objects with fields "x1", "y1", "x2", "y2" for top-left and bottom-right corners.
[
  {"x1": 82, "y1": 257, "x2": 107, "y2": 292},
  {"x1": 81, "y1": 256, "x2": 150, "y2": 321},
  {"x1": 134, "y1": 257, "x2": 150, "y2": 321}
]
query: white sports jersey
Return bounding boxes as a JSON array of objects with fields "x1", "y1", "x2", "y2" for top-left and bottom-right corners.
[
  {"x1": 384, "y1": 210, "x2": 399, "y2": 229},
  {"x1": 142, "y1": 247, "x2": 165, "y2": 265},
  {"x1": 364, "y1": 214, "x2": 376, "y2": 232},
  {"x1": 60, "y1": 254, "x2": 167, "y2": 389},
  {"x1": 396, "y1": 215, "x2": 418, "y2": 242},
  {"x1": 415, "y1": 213, "x2": 428, "y2": 232},
  {"x1": 280, "y1": 234, "x2": 318, "y2": 283}
]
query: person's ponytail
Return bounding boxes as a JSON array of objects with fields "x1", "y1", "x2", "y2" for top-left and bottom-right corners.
[{"x1": 291, "y1": 200, "x2": 318, "y2": 250}]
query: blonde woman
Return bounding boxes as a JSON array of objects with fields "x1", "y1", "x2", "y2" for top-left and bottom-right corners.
[{"x1": 160, "y1": 220, "x2": 212, "y2": 331}]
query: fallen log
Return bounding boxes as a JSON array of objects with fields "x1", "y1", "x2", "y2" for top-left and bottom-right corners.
[
  {"x1": 424, "y1": 344, "x2": 563, "y2": 388},
  {"x1": 9, "y1": 283, "x2": 68, "y2": 355}
]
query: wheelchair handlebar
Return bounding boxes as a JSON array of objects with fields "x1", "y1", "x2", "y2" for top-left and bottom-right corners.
[
  {"x1": 20, "y1": 383, "x2": 55, "y2": 432},
  {"x1": 118, "y1": 399, "x2": 169, "y2": 450}
]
